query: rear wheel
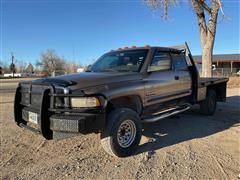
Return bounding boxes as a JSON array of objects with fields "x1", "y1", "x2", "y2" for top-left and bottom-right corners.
[
  {"x1": 100, "y1": 108, "x2": 142, "y2": 157},
  {"x1": 200, "y1": 89, "x2": 217, "y2": 115}
]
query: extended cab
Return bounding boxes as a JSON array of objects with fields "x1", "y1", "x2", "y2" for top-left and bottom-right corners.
[{"x1": 14, "y1": 43, "x2": 228, "y2": 157}]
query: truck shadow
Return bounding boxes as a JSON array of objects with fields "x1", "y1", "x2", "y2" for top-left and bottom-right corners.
[{"x1": 136, "y1": 96, "x2": 240, "y2": 156}]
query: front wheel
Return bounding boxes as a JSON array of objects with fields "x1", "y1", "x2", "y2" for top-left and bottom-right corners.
[{"x1": 100, "y1": 108, "x2": 142, "y2": 157}]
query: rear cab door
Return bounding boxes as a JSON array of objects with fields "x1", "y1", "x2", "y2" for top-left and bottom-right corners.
[
  {"x1": 144, "y1": 49, "x2": 190, "y2": 107},
  {"x1": 170, "y1": 51, "x2": 192, "y2": 96}
]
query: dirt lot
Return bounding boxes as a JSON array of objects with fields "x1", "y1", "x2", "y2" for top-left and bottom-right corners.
[{"x1": 0, "y1": 78, "x2": 239, "y2": 179}]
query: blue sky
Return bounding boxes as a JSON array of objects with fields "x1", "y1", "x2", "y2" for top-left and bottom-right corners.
[{"x1": 1, "y1": 0, "x2": 239, "y2": 66}]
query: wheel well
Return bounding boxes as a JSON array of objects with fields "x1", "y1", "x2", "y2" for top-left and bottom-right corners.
[{"x1": 106, "y1": 95, "x2": 142, "y2": 115}]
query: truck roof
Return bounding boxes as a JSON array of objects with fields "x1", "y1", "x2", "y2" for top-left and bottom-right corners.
[{"x1": 111, "y1": 45, "x2": 182, "y2": 53}]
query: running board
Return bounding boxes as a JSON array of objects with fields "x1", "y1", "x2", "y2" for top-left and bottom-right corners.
[{"x1": 142, "y1": 105, "x2": 190, "y2": 123}]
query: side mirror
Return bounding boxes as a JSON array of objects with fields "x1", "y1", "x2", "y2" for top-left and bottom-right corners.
[{"x1": 85, "y1": 65, "x2": 92, "y2": 72}]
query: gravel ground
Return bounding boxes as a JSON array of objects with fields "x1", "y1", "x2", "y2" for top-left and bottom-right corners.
[{"x1": 0, "y1": 79, "x2": 239, "y2": 179}]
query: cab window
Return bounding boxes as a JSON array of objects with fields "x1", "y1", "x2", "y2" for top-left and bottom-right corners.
[
  {"x1": 148, "y1": 51, "x2": 171, "y2": 71},
  {"x1": 171, "y1": 53, "x2": 188, "y2": 71}
]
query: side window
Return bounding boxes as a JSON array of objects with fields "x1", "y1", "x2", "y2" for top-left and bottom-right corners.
[
  {"x1": 148, "y1": 51, "x2": 171, "y2": 71},
  {"x1": 171, "y1": 53, "x2": 188, "y2": 70}
]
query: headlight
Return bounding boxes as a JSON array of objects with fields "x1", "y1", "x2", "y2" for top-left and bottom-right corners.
[{"x1": 70, "y1": 97, "x2": 101, "y2": 108}]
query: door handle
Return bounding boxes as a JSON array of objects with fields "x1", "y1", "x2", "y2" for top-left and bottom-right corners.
[{"x1": 175, "y1": 76, "x2": 179, "y2": 80}]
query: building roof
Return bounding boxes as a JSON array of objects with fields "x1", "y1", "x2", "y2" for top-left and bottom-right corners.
[{"x1": 193, "y1": 54, "x2": 240, "y2": 62}]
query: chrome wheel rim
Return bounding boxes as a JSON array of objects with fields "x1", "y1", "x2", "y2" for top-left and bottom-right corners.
[{"x1": 117, "y1": 119, "x2": 136, "y2": 148}]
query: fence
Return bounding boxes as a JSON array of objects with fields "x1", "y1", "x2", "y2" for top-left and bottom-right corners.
[{"x1": 213, "y1": 68, "x2": 239, "y2": 77}]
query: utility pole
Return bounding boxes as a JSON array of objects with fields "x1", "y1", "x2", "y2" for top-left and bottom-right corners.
[{"x1": 11, "y1": 52, "x2": 15, "y2": 76}]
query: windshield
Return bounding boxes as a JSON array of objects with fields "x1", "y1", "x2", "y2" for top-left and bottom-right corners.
[{"x1": 90, "y1": 50, "x2": 148, "y2": 72}]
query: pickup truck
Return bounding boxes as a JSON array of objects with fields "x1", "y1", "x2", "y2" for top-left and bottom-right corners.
[{"x1": 14, "y1": 43, "x2": 228, "y2": 157}]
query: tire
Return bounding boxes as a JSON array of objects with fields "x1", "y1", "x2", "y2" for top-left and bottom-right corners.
[
  {"x1": 100, "y1": 108, "x2": 142, "y2": 157},
  {"x1": 200, "y1": 89, "x2": 217, "y2": 115}
]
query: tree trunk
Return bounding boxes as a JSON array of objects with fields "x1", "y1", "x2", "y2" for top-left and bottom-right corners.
[
  {"x1": 202, "y1": 43, "x2": 213, "y2": 77},
  {"x1": 192, "y1": 0, "x2": 219, "y2": 77},
  {"x1": 202, "y1": 1, "x2": 219, "y2": 77},
  {"x1": 192, "y1": 0, "x2": 207, "y2": 49}
]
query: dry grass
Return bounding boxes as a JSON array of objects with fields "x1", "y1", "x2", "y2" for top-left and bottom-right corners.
[{"x1": 227, "y1": 77, "x2": 240, "y2": 88}]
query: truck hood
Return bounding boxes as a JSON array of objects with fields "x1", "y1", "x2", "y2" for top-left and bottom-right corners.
[{"x1": 34, "y1": 72, "x2": 142, "y2": 89}]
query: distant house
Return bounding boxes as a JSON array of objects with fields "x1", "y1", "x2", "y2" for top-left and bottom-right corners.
[
  {"x1": 3, "y1": 73, "x2": 22, "y2": 77},
  {"x1": 193, "y1": 54, "x2": 240, "y2": 76}
]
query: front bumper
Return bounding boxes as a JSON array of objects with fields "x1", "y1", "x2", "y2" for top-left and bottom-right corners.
[
  {"x1": 21, "y1": 107, "x2": 105, "y2": 134},
  {"x1": 49, "y1": 113, "x2": 105, "y2": 134},
  {"x1": 14, "y1": 82, "x2": 106, "y2": 140}
]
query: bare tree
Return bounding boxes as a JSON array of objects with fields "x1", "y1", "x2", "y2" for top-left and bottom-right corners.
[
  {"x1": 145, "y1": 0, "x2": 224, "y2": 77},
  {"x1": 26, "y1": 63, "x2": 34, "y2": 74},
  {"x1": 65, "y1": 62, "x2": 79, "y2": 73},
  {"x1": 9, "y1": 63, "x2": 16, "y2": 74},
  {"x1": 0, "y1": 61, "x2": 10, "y2": 73},
  {"x1": 17, "y1": 60, "x2": 27, "y2": 74},
  {"x1": 39, "y1": 49, "x2": 66, "y2": 76}
]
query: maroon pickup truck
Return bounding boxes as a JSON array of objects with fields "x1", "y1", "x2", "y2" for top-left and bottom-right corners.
[{"x1": 14, "y1": 43, "x2": 228, "y2": 157}]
